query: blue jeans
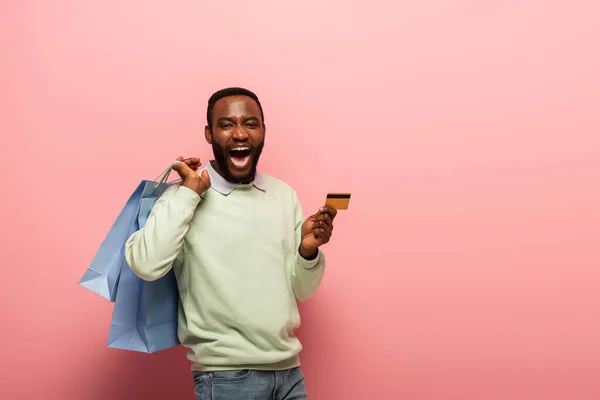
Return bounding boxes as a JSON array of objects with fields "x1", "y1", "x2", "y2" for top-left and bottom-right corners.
[{"x1": 192, "y1": 367, "x2": 307, "y2": 400}]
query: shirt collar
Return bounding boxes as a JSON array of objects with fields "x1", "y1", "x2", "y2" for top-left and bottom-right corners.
[{"x1": 201, "y1": 160, "x2": 266, "y2": 195}]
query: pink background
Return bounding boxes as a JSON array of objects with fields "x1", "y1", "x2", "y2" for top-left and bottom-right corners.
[{"x1": 2, "y1": 1, "x2": 599, "y2": 399}]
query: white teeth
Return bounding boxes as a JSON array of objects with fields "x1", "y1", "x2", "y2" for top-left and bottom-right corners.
[{"x1": 231, "y1": 146, "x2": 250, "y2": 151}]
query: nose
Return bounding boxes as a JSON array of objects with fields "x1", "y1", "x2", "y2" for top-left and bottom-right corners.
[{"x1": 232, "y1": 124, "x2": 248, "y2": 140}]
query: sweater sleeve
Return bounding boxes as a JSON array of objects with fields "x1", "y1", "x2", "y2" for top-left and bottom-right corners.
[
  {"x1": 290, "y1": 190, "x2": 326, "y2": 302},
  {"x1": 125, "y1": 184, "x2": 201, "y2": 281}
]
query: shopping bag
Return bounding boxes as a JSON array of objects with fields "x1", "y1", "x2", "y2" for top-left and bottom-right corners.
[
  {"x1": 105, "y1": 161, "x2": 185, "y2": 353},
  {"x1": 78, "y1": 162, "x2": 183, "y2": 301},
  {"x1": 106, "y1": 255, "x2": 181, "y2": 353}
]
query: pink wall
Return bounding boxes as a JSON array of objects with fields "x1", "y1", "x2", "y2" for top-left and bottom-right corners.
[{"x1": 2, "y1": 1, "x2": 599, "y2": 399}]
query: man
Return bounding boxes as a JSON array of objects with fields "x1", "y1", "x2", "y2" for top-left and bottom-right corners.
[{"x1": 125, "y1": 87, "x2": 337, "y2": 399}]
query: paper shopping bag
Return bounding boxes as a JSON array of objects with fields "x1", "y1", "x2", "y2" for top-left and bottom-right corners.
[
  {"x1": 79, "y1": 162, "x2": 182, "y2": 301},
  {"x1": 106, "y1": 256, "x2": 181, "y2": 353},
  {"x1": 105, "y1": 161, "x2": 185, "y2": 353}
]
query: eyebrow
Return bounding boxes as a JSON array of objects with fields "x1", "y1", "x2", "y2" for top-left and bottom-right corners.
[{"x1": 217, "y1": 116, "x2": 260, "y2": 123}]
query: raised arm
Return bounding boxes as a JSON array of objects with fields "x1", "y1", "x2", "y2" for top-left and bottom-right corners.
[{"x1": 125, "y1": 157, "x2": 210, "y2": 281}]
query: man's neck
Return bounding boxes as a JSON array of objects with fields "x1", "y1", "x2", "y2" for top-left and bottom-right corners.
[{"x1": 210, "y1": 160, "x2": 255, "y2": 184}]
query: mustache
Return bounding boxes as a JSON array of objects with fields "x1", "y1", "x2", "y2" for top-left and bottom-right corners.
[{"x1": 224, "y1": 142, "x2": 263, "y2": 157}]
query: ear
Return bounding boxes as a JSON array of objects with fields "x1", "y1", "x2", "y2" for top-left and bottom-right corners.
[{"x1": 205, "y1": 125, "x2": 212, "y2": 144}]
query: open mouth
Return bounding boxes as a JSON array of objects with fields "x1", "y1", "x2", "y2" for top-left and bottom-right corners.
[{"x1": 228, "y1": 146, "x2": 252, "y2": 169}]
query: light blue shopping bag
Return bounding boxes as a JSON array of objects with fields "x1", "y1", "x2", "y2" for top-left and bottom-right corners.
[
  {"x1": 78, "y1": 181, "x2": 146, "y2": 301},
  {"x1": 79, "y1": 162, "x2": 183, "y2": 302},
  {"x1": 105, "y1": 161, "x2": 185, "y2": 353},
  {"x1": 107, "y1": 253, "x2": 181, "y2": 353}
]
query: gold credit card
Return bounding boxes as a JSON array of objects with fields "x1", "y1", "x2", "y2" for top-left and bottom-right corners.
[{"x1": 324, "y1": 193, "x2": 351, "y2": 210}]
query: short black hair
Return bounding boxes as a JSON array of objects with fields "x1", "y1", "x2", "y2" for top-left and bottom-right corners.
[{"x1": 206, "y1": 87, "x2": 265, "y2": 130}]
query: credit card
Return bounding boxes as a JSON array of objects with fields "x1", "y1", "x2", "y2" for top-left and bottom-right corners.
[{"x1": 325, "y1": 193, "x2": 351, "y2": 210}]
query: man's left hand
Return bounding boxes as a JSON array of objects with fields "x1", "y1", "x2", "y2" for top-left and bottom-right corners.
[{"x1": 299, "y1": 207, "x2": 338, "y2": 259}]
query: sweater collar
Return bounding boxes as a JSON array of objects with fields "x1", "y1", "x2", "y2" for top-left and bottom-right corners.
[{"x1": 201, "y1": 160, "x2": 266, "y2": 195}]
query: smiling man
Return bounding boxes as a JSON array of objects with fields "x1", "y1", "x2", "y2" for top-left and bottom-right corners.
[{"x1": 125, "y1": 87, "x2": 337, "y2": 400}]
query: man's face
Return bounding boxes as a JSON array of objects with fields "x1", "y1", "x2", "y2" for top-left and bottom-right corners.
[{"x1": 205, "y1": 95, "x2": 265, "y2": 184}]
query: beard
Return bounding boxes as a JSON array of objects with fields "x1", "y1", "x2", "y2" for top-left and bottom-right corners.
[{"x1": 212, "y1": 140, "x2": 264, "y2": 184}]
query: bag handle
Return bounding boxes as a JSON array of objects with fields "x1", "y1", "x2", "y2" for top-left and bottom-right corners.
[{"x1": 152, "y1": 161, "x2": 184, "y2": 193}]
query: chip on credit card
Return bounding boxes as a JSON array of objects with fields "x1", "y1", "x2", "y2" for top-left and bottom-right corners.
[{"x1": 324, "y1": 193, "x2": 351, "y2": 210}]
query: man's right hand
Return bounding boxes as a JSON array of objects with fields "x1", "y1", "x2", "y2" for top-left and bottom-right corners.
[{"x1": 173, "y1": 156, "x2": 211, "y2": 196}]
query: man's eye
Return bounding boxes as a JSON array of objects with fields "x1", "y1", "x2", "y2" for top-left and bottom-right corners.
[
  {"x1": 246, "y1": 122, "x2": 258, "y2": 128},
  {"x1": 221, "y1": 123, "x2": 233, "y2": 129}
]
